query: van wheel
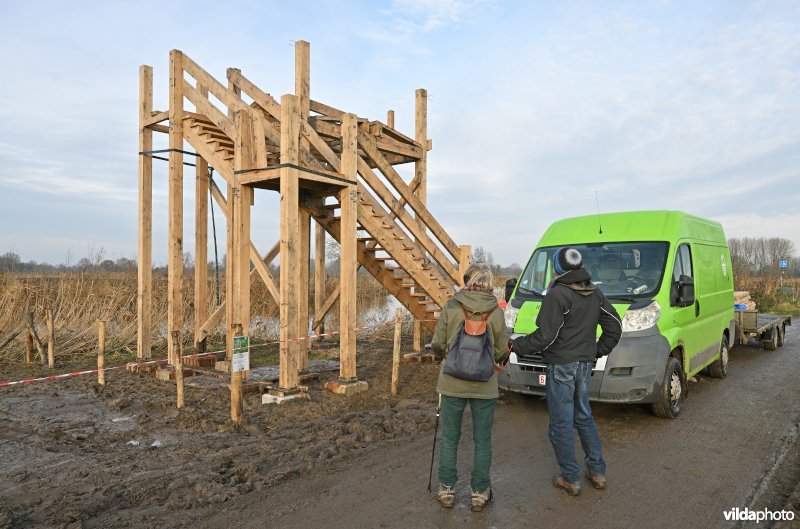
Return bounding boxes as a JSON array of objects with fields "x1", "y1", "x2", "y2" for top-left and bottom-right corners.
[
  {"x1": 651, "y1": 358, "x2": 686, "y2": 419},
  {"x1": 762, "y1": 328, "x2": 778, "y2": 351},
  {"x1": 777, "y1": 324, "x2": 785, "y2": 347},
  {"x1": 707, "y1": 335, "x2": 729, "y2": 379}
]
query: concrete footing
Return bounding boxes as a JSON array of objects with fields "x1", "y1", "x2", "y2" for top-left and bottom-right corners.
[
  {"x1": 262, "y1": 390, "x2": 311, "y2": 405},
  {"x1": 325, "y1": 379, "x2": 369, "y2": 396}
]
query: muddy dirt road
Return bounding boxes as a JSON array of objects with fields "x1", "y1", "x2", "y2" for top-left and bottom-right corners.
[
  {"x1": 205, "y1": 326, "x2": 800, "y2": 529},
  {"x1": 1, "y1": 327, "x2": 799, "y2": 529}
]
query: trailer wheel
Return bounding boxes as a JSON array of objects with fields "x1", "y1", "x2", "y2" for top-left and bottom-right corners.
[
  {"x1": 762, "y1": 328, "x2": 778, "y2": 351},
  {"x1": 651, "y1": 358, "x2": 686, "y2": 419},
  {"x1": 777, "y1": 324, "x2": 785, "y2": 347},
  {"x1": 707, "y1": 335, "x2": 729, "y2": 379}
]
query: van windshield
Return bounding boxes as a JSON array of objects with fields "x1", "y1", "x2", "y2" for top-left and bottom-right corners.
[{"x1": 516, "y1": 242, "x2": 669, "y2": 301}]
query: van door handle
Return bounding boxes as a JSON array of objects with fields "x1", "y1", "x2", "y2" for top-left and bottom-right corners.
[{"x1": 695, "y1": 300, "x2": 700, "y2": 318}]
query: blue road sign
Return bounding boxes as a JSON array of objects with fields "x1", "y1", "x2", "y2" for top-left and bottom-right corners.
[{"x1": 779, "y1": 260, "x2": 789, "y2": 268}]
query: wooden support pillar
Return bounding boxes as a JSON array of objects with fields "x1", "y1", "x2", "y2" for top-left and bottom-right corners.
[
  {"x1": 298, "y1": 208, "x2": 310, "y2": 369},
  {"x1": 225, "y1": 71, "x2": 242, "y2": 360},
  {"x1": 194, "y1": 84, "x2": 210, "y2": 352},
  {"x1": 137, "y1": 64, "x2": 153, "y2": 360},
  {"x1": 278, "y1": 94, "x2": 302, "y2": 392},
  {"x1": 167, "y1": 50, "x2": 184, "y2": 366},
  {"x1": 232, "y1": 109, "x2": 254, "y2": 355},
  {"x1": 314, "y1": 222, "x2": 327, "y2": 334},
  {"x1": 412, "y1": 88, "x2": 428, "y2": 353},
  {"x1": 339, "y1": 113, "x2": 358, "y2": 381},
  {"x1": 97, "y1": 320, "x2": 106, "y2": 386},
  {"x1": 46, "y1": 309, "x2": 54, "y2": 368},
  {"x1": 387, "y1": 109, "x2": 395, "y2": 129}
]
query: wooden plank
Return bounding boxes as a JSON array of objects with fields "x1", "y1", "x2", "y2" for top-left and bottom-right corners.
[
  {"x1": 168, "y1": 50, "x2": 184, "y2": 366},
  {"x1": 339, "y1": 113, "x2": 358, "y2": 381},
  {"x1": 357, "y1": 131, "x2": 460, "y2": 260},
  {"x1": 137, "y1": 65, "x2": 153, "y2": 360},
  {"x1": 310, "y1": 99, "x2": 344, "y2": 118},
  {"x1": 279, "y1": 94, "x2": 301, "y2": 390},
  {"x1": 314, "y1": 221, "x2": 327, "y2": 334},
  {"x1": 183, "y1": 81, "x2": 238, "y2": 142},
  {"x1": 182, "y1": 52, "x2": 248, "y2": 115},
  {"x1": 195, "y1": 82, "x2": 210, "y2": 347}
]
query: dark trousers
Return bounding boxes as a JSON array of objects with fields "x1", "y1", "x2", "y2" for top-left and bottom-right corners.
[{"x1": 437, "y1": 395, "x2": 497, "y2": 492}]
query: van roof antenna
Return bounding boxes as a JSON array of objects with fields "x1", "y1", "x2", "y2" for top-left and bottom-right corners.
[{"x1": 595, "y1": 191, "x2": 603, "y2": 234}]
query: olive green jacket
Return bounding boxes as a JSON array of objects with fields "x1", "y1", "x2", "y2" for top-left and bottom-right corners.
[{"x1": 432, "y1": 290, "x2": 509, "y2": 399}]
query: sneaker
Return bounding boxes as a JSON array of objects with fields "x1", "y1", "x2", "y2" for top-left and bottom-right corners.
[
  {"x1": 470, "y1": 488, "x2": 492, "y2": 512},
  {"x1": 437, "y1": 483, "x2": 455, "y2": 508},
  {"x1": 585, "y1": 470, "x2": 607, "y2": 490},
  {"x1": 552, "y1": 474, "x2": 581, "y2": 496}
]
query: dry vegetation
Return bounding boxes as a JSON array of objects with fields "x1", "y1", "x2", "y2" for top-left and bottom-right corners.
[{"x1": 0, "y1": 270, "x2": 394, "y2": 367}]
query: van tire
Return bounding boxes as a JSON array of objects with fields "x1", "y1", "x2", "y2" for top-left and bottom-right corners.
[
  {"x1": 762, "y1": 328, "x2": 778, "y2": 351},
  {"x1": 777, "y1": 324, "x2": 785, "y2": 347},
  {"x1": 707, "y1": 335, "x2": 729, "y2": 379},
  {"x1": 651, "y1": 358, "x2": 686, "y2": 419}
]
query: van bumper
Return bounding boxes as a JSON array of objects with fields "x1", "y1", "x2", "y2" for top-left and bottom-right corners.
[{"x1": 499, "y1": 331, "x2": 671, "y2": 404}]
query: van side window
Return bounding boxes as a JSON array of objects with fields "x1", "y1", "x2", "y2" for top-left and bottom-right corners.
[{"x1": 671, "y1": 244, "x2": 693, "y2": 305}]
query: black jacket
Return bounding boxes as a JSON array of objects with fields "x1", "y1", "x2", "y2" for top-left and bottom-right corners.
[{"x1": 512, "y1": 268, "x2": 622, "y2": 364}]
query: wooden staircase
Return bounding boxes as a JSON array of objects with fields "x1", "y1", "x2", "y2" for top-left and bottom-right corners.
[{"x1": 175, "y1": 52, "x2": 469, "y2": 331}]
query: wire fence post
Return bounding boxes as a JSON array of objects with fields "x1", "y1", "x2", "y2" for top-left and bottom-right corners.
[
  {"x1": 172, "y1": 330, "x2": 185, "y2": 409},
  {"x1": 392, "y1": 308, "x2": 402, "y2": 396},
  {"x1": 97, "y1": 320, "x2": 106, "y2": 386}
]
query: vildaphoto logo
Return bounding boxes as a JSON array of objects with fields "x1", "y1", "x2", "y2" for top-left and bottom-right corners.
[{"x1": 723, "y1": 507, "x2": 795, "y2": 523}]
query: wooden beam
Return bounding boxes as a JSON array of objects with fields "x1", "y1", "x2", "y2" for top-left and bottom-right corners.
[
  {"x1": 459, "y1": 245, "x2": 472, "y2": 287},
  {"x1": 339, "y1": 113, "x2": 358, "y2": 381},
  {"x1": 182, "y1": 52, "x2": 248, "y2": 115},
  {"x1": 144, "y1": 110, "x2": 169, "y2": 127},
  {"x1": 137, "y1": 64, "x2": 153, "y2": 360},
  {"x1": 279, "y1": 94, "x2": 301, "y2": 391},
  {"x1": 413, "y1": 88, "x2": 428, "y2": 353},
  {"x1": 168, "y1": 50, "x2": 184, "y2": 366},
  {"x1": 195, "y1": 83, "x2": 210, "y2": 348},
  {"x1": 310, "y1": 99, "x2": 344, "y2": 118},
  {"x1": 298, "y1": 208, "x2": 310, "y2": 369},
  {"x1": 232, "y1": 110, "x2": 255, "y2": 358},
  {"x1": 387, "y1": 110, "x2": 395, "y2": 129},
  {"x1": 183, "y1": 80, "x2": 238, "y2": 142},
  {"x1": 312, "y1": 284, "x2": 339, "y2": 331},
  {"x1": 227, "y1": 69, "x2": 281, "y2": 119},
  {"x1": 295, "y1": 41, "x2": 311, "y2": 121},
  {"x1": 314, "y1": 221, "x2": 327, "y2": 334}
]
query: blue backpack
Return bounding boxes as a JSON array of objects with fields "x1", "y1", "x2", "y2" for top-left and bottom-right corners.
[{"x1": 443, "y1": 303, "x2": 496, "y2": 382}]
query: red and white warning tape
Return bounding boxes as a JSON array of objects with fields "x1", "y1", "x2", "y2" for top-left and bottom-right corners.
[{"x1": 0, "y1": 317, "x2": 439, "y2": 388}]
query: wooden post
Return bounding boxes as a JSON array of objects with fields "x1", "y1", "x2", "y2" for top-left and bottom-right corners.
[
  {"x1": 459, "y1": 244, "x2": 472, "y2": 286},
  {"x1": 412, "y1": 88, "x2": 428, "y2": 353},
  {"x1": 172, "y1": 331, "x2": 185, "y2": 409},
  {"x1": 230, "y1": 323, "x2": 243, "y2": 422},
  {"x1": 392, "y1": 308, "x2": 402, "y2": 396},
  {"x1": 314, "y1": 222, "x2": 327, "y2": 335},
  {"x1": 195, "y1": 83, "x2": 210, "y2": 352},
  {"x1": 97, "y1": 320, "x2": 106, "y2": 386},
  {"x1": 278, "y1": 94, "x2": 301, "y2": 392},
  {"x1": 295, "y1": 40, "x2": 312, "y2": 370},
  {"x1": 167, "y1": 50, "x2": 184, "y2": 366},
  {"x1": 137, "y1": 64, "x2": 153, "y2": 360},
  {"x1": 46, "y1": 309, "x2": 54, "y2": 368},
  {"x1": 387, "y1": 110, "x2": 395, "y2": 129},
  {"x1": 339, "y1": 113, "x2": 358, "y2": 381},
  {"x1": 25, "y1": 325, "x2": 33, "y2": 364},
  {"x1": 225, "y1": 73, "x2": 241, "y2": 361}
]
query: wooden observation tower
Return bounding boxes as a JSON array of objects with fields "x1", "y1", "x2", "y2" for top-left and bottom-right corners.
[{"x1": 136, "y1": 42, "x2": 471, "y2": 406}]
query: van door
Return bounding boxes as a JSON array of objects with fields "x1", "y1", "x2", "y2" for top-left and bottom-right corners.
[{"x1": 669, "y1": 243, "x2": 700, "y2": 369}]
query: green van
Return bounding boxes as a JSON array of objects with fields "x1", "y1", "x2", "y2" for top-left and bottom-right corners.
[{"x1": 500, "y1": 210, "x2": 735, "y2": 418}]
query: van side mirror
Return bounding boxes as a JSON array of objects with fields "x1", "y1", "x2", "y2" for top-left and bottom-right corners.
[
  {"x1": 673, "y1": 275, "x2": 695, "y2": 307},
  {"x1": 505, "y1": 278, "x2": 517, "y2": 302}
]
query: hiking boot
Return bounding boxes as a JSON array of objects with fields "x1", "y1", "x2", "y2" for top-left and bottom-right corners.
[
  {"x1": 585, "y1": 470, "x2": 607, "y2": 490},
  {"x1": 436, "y1": 483, "x2": 455, "y2": 508},
  {"x1": 470, "y1": 488, "x2": 492, "y2": 512},
  {"x1": 552, "y1": 474, "x2": 581, "y2": 496}
]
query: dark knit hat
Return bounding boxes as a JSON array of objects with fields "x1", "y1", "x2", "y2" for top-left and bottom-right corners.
[{"x1": 553, "y1": 248, "x2": 582, "y2": 275}]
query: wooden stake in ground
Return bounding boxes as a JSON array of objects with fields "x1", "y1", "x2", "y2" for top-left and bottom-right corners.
[
  {"x1": 97, "y1": 320, "x2": 106, "y2": 386},
  {"x1": 392, "y1": 308, "x2": 402, "y2": 396},
  {"x1": 230, "y1": 323, "x2": 244, "y2": 423},
  {"x1": 172, "y1": 331, "x2": 185, "y2": 409},
  {"x1": 46, "y1": 309, "x2": 55, "y2": 368},
  {"x1": 25, "y1": 325, "x2": 34, "y2": 364}
]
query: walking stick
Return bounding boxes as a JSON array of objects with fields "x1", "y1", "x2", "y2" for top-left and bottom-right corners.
[{"x1": 427, "y1": 394, "x2": 441, "y2": 492}]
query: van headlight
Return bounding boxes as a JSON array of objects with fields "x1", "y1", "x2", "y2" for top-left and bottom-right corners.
[
  {"x1": 504, "y1": 305, "x2": 519, "y2": 332},
  {"x1": 621, "y1": 301, "x2": 661, "y2": 332}
]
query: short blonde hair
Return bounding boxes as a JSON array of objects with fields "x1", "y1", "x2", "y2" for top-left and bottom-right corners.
[{"x1": 464, "y1": 263, "x2": 494, "y2": 290}]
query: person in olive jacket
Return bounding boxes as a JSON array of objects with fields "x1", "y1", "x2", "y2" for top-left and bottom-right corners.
[{"x1": 431, "y1": 264, "x2": 509, "y2": 512}]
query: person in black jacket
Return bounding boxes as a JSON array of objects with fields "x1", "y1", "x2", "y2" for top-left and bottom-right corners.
[{"x1": 512, "y1": 247, "x2": 622, "y2": 496}]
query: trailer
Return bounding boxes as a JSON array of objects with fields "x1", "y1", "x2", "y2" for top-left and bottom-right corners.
[{"x1": 734, "y1": 310, "x2": 792, "y2": 350}]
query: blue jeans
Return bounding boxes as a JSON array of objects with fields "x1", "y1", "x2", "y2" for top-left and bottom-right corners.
[{"x1": 546, "y1": 362, "x2": 606, "y2": 484}]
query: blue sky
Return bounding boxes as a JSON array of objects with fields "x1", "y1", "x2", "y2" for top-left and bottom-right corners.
[{"x1": 0, "y1": 0, "x2": 798, "y2": 266}]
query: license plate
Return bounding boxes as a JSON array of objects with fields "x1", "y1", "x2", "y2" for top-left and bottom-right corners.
[{"x1": 538, "y1": 374, "x2": 546, "y2": 386}]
